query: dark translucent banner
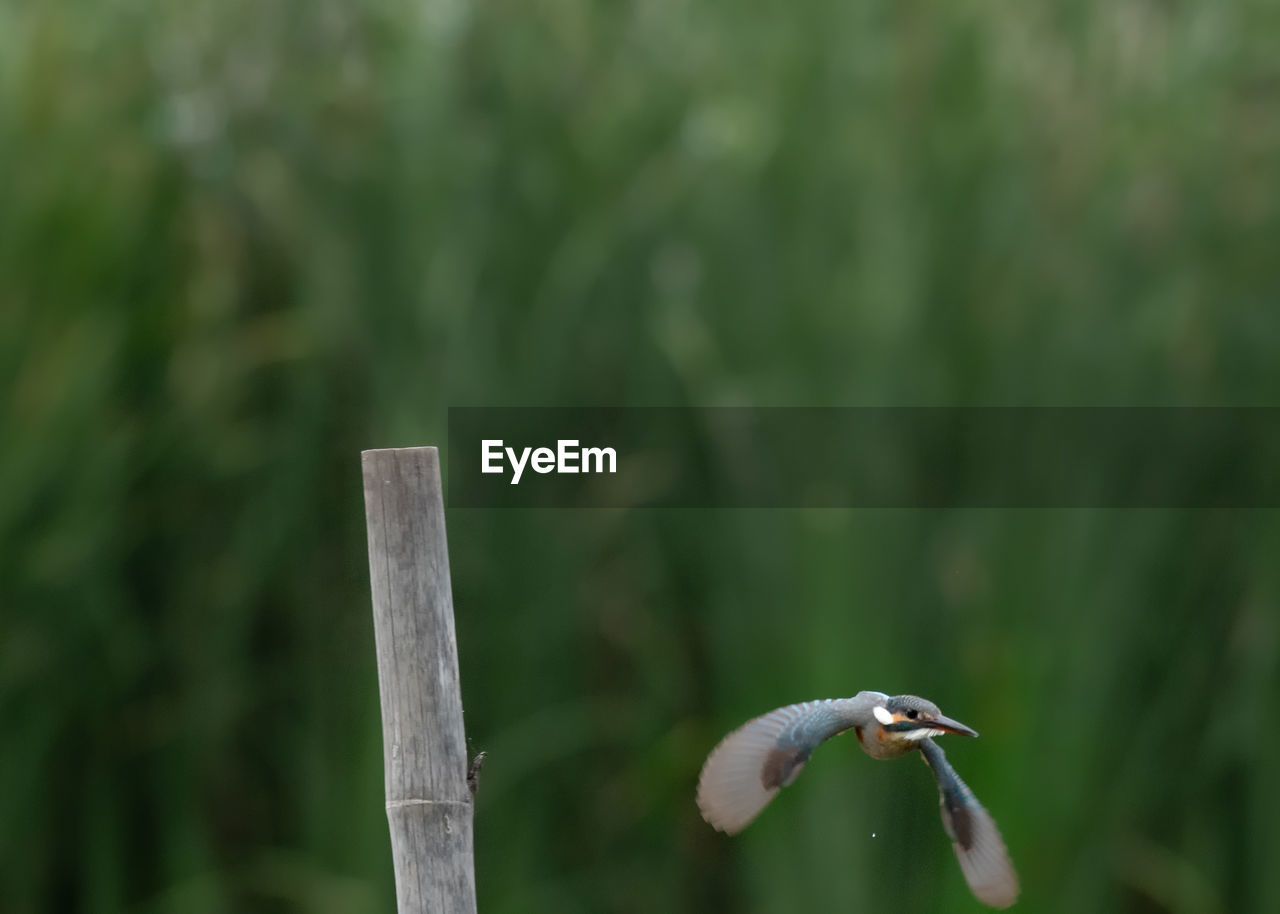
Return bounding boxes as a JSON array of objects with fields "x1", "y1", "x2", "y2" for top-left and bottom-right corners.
[{"x1": 446, "y1": 408, "x2": 1280, "y2": 508}]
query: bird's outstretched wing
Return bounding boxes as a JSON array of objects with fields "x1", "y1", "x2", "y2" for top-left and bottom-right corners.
[
  {"x1": 919, "y1": 738, "x2": 1020, "y2": 909},
  {"x1": 697, "y1": 698, "x2": 867, "y2": 834}
]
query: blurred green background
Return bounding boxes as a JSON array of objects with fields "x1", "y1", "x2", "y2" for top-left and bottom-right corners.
[{"x1": 4, "y1": 1, "x2": 1280, "y2": 912}]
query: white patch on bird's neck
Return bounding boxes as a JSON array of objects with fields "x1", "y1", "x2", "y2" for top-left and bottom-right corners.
[
  {"x1": 904, "y1": 728, "x2": 946, "y2": 740},
  {"x1": 872, "y1": 706, "x2": 894, "y2": 725}
]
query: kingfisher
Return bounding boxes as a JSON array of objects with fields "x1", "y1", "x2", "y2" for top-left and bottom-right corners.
[{"x1": 696, "y1": 691, "x2": 1020, "y2": 909}]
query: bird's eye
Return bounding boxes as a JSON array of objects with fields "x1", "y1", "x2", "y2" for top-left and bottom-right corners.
[{"x1": 906, "y1": 709, "x2": 919, "y2": 719}]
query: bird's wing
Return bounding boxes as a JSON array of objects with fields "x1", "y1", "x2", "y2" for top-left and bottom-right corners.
[
  {"x1": 697, "y1": 698, "x2": 867, "y2": 834},
  {"x1": 919, "y1": 738, "x2": 1020, "y2": 909}
]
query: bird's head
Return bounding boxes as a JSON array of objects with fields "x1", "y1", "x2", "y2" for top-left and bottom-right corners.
[{"x1": 871, "y1": 694, "x2": 979, "y2": 749}]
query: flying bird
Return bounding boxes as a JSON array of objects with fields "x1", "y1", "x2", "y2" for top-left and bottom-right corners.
[{"x1": 697, "y1": 691, "x2": 1019, "y2": 908}]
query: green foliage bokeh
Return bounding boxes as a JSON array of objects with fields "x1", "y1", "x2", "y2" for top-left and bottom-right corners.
[{"x1": 3, "y1": 1, "x2": 1280, "y2": 912}]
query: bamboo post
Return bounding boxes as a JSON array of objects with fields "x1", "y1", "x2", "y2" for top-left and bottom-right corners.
[{"x1": 362, "y1": 447, "x2": 477, "y2": 913}]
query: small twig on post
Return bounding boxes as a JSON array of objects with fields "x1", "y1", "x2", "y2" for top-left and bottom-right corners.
[
  {"x1": 467, "y1": 751, "x2": 487, "y2": 798},
  {"x1": 362, "y1": 447, "x2": 477, "y2": 914}
]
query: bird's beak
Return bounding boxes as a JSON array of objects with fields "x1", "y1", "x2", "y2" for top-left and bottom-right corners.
[{"x1": 927, "y1": 714, "x2": 979, "y2": 738}]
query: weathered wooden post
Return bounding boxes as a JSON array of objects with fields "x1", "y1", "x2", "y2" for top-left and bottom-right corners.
[{"x1": 362, "y1": 447, "x2": 477, "y2": 913}]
